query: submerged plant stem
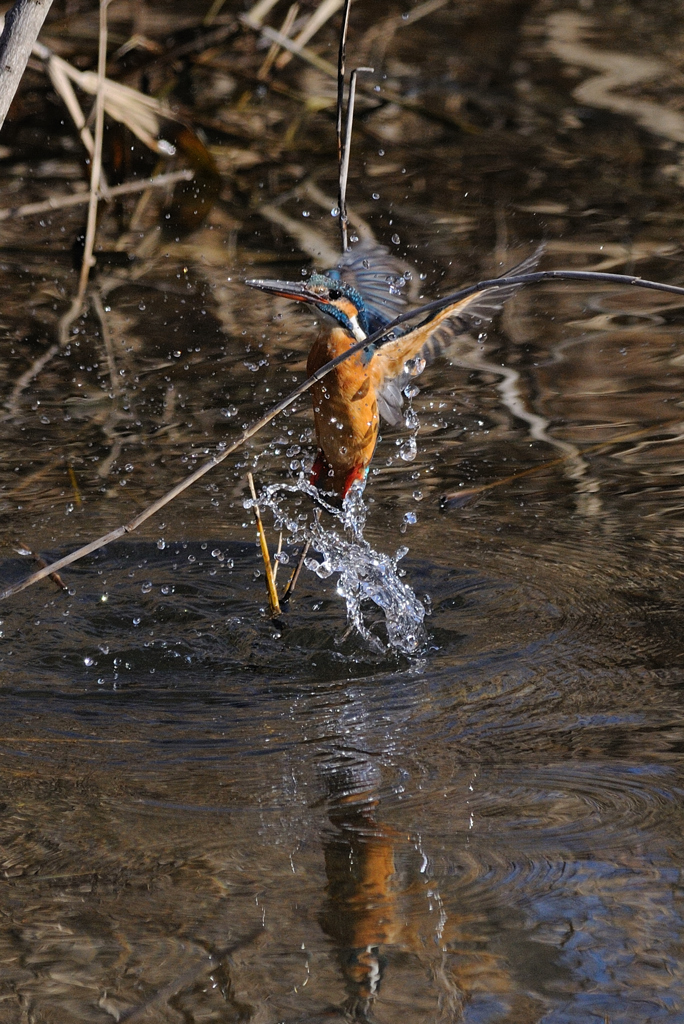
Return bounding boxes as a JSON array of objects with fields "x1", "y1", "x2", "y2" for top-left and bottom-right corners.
[{"x1": 248, "y1": 472, "x2": 281, "y2": 617}]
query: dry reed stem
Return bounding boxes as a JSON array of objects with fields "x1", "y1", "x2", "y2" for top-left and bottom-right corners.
[
  {"x1": 338, "y1": 66, "x2": 373, "y2": 252},
  {"x1": 258, "y1": 1, "x2": 299, "y2": 80},
  {"x1": 0, "y1": 169, "x2": 194, "y2": 221},
  {"x1": 275, "y1": 0, "x2": 345, "y2": 69},
  {"x1": 302, "y1": 180, "x2": 374, "y2": 240},
  {"x1": 248, "y1": 473, "x2": 281, "y2": 617},
  {"x1": 76, "y1": 0, "x2": 113, "y2": 305},
  {"x1": 272, "y1": 531, "x2": 283, "y2": 583},
  {"x1": 336, "y1": 0, "x2": 350, "y2": 250},
  {"x1": 33, "y1": 40, "x2": 178, "y2": 155},
  {"x1": 241, "y1": 4, "x2": 466, "y2": 135},
  {"x1": 242, "y1": 0, "x2": 280, "y2": 29},
  {"x1": 240, "y1": 17, "x2": 337, "y2": 76},
  {"x1": 203, "y1": 0, "x2": 227, "y2": 26}
]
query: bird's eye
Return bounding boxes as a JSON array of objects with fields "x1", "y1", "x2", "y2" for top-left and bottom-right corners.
[{"x1": 328, "y1": 289, "x2": 340, "y2": 301}]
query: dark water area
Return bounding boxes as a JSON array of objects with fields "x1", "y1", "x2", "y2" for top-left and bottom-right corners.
[{"x1": 2, "y1": 0, "x2": 684, "y2": 1020}]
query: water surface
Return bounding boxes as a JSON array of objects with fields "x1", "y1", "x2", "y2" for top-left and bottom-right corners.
[{"x1": 1, "y1": 1, "x2": 684, "y2": 1020}]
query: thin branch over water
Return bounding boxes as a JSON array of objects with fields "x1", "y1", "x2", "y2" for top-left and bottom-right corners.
[{"x1": 4, "y1": 267, "x2": 684, "y2": 602}]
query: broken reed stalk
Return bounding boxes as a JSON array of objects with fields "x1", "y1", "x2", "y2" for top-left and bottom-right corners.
[
  {"x1": 281, "y1": 509, "x2": 319, "y2": 604},
  {"x1": 272, "y1": 531, "x2": 283, "y2": 583},
  {"x1": 5, "y1": 267, "x2": 684, "y2": 601},
  {"x1": 0, "y1": 0, "x2": 54, "y2": 131},
  {"x1": 336, "y1": 0, "x2": 351, "y2": 176},
  {"x1": 338, "y1": 65, "x2": 372, "y2": 251},
  {"x1": 0, "y1": 169, "x2": 194, "y2": 222},
  {"x1": 334, "y1": 0, "x2": 372, "y2": 251},
  {"x1": 77, "y1": 0, "x2": 113, "y2": 304},
  {"x1": 247, "y1": 472, "x2": 281, "y2": 617}
]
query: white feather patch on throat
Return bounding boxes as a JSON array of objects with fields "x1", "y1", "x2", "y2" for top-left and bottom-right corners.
[{"x1": 348, "y1": 314, "x2": 367, "y2": 342}]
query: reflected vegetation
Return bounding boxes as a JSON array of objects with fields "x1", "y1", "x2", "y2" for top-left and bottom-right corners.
[{"x1": 1, "y1": 0, "x2": 684, "y2": 1020}]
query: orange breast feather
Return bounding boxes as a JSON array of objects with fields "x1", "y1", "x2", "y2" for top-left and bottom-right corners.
[{"x1": 307, "y1": 327, "x2": 379, "y2": 492}]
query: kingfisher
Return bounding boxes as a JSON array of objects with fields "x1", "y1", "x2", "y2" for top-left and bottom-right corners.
[{"x1": 246, "y1": 242, "x2": 541, "y2": 499}]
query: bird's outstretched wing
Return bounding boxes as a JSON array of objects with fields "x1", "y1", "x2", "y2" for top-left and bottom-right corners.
[
  {"x1": 374, "y1": 246, "x2": 544, "y2": 426},
  {"x1": 330, "y1": 240, "x2": 416, "y2": 332}
]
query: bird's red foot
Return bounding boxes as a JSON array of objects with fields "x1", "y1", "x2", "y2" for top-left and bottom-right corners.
[
  {"x1": 310, "y1": 452, "x2": 327, "y2": 488},
  {"x1": 341, "y1": 464, "x2": 367, "y2": 499}
]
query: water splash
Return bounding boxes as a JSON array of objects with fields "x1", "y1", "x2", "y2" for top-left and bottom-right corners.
[{"x1": 248, "y1": 478, "x2": 426, "y2": 655}]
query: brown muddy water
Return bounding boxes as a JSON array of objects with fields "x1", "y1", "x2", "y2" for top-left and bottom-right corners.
[{"x1": 2, "y1": 0, "x2": 684, "y2": 1020}]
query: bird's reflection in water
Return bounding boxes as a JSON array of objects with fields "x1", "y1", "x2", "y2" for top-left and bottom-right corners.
[
  {"x1": 319, "y1": 759, "x2": 396, "y2": 1020},
  {"x1": 315, "y1": 754, "x2": 550, "y2": 1024}
]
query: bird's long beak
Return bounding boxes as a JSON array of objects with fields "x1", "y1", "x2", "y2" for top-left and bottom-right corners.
[{"x1": 244, "y1": 278, "x2": 330, "y2": 304}]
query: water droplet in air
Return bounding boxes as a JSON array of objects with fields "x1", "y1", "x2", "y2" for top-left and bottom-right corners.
[
  {"x1": 372, "y1": 192, "x2": 380, "y2": 200},
  {"x1": 84, "y1": 656, "x2": 94, "y2": 667},
  {"x1": 399, "y1": 437, "x2": 417, "y2": 462},
  {"x1": 391, "y1": 233, "x2": 400, "y2": 244},
  {"x1": 141, "y1": 581, "x2": 153, "y2": 593}
]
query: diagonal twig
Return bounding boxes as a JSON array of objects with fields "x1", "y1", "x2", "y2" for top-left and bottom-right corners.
[
  {"x1": 5, "y1": 267, "x2": 684, "y2": 600},
  {"x1": 0, "y1": 169, "x2": 194, "y2": 222}
]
